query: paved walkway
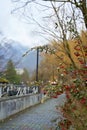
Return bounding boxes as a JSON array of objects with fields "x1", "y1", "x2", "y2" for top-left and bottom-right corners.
[{"x1": 0, "y1": 94, "x2": 66, "y2": 130}]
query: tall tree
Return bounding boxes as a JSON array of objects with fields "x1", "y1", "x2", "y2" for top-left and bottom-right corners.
[
  {"x1": 11, "y1": 0, "x2": 87, "y2": 80},
  {"x1": 43, "y1": 0, "x2": 87, "y2": 29},
  {"x1": 5, "y1": 60, "x2": 20, "y2": 84},
  {"x1": 21, "y1": 68, "x2": 30, "y2": 84},
  {"x1": 11, "y1": 0, "x2": 87, "y2": 65},
  {"x1": 11, "y1": 0, "x2": 87, "y2": 29}
]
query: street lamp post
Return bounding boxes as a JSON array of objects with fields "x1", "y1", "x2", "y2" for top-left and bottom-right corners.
[
  {"x1": 23, "y1": 45, "x2": 49, "y2": 93},
  {"x1": 36, "y1": 48, "x2": 39, "y2": 82},
  {"x1": 22, "y1": 46, "x2": 40, "y2": 82}
]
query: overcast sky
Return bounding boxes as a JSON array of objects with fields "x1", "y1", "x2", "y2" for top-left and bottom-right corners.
[
  {"x1": 0, "y1": 0, "x2": 85, "y2": 48},
  {"x1": 0, "y1": 0, "x2": 49, "y2": 48}
]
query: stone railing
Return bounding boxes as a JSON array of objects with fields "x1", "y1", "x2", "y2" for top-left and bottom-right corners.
[{"x1": 0, "y1": 93, "x2": 42, "y2": 121}]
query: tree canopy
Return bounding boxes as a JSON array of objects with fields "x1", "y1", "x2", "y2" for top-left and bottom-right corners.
[{"x1": 5, "y1": 60, "x2": 21, "y2": 84}]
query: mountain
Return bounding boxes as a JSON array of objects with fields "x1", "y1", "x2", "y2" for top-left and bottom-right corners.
[{"x1": 0, "y1": 38, "x2": 41, "y2": 74}]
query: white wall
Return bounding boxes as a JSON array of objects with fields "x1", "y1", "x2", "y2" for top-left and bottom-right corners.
[{"x1": 0, "y1": 93, "x2": 42, "y2": 121}]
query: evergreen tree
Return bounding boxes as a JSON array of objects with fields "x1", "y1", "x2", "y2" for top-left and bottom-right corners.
[{"x1": 5, "y1": 60, "x2": 21, "y2": 84}]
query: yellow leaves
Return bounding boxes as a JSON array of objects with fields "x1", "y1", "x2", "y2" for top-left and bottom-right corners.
[
  {"x1": 39, "y1": 31, "x2": 87, "y2": 82},
  {"x1": 0, "y1": 77, "x2": 9, "y2": 84}
]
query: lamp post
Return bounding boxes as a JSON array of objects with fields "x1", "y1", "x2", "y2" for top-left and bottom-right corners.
[
  {"x1": 36, "y1": 47, "x2": 39, "y2": 82},
  {"x1": 23, "y1": 45, "x2": 49, "y2": 93},
  {"x1": 22, "y1": 46, "x2": 40, "y2": 82}
]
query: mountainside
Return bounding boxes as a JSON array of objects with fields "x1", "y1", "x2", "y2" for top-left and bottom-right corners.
[{"x1": 0, "y1": 38, "x2": 41, "y2": 74}]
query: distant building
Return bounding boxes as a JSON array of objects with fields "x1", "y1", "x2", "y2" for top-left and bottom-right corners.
[{"x1": 15, "y1": 68, "x2": 24, "y2": 75}]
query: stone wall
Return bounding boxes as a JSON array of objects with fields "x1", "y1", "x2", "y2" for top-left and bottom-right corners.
[{"x1": 0, "y1": 93, "x2": 42, "y2": 121}]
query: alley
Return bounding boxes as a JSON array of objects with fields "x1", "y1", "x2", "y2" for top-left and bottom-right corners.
[{"x1": 0, "y1": 94, "x2": 66, "y2": 130}]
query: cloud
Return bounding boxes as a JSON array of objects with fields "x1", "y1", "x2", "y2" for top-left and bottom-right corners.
[
  {"x1": 0, "y1": 0, "x2": 48, "y2": 48},
  {"x1": 0, "y1": 0, "x2": 43, "y2": 47},
  {"x1": 4, "y1": 17, "x2": 31, "y2": 46}
]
